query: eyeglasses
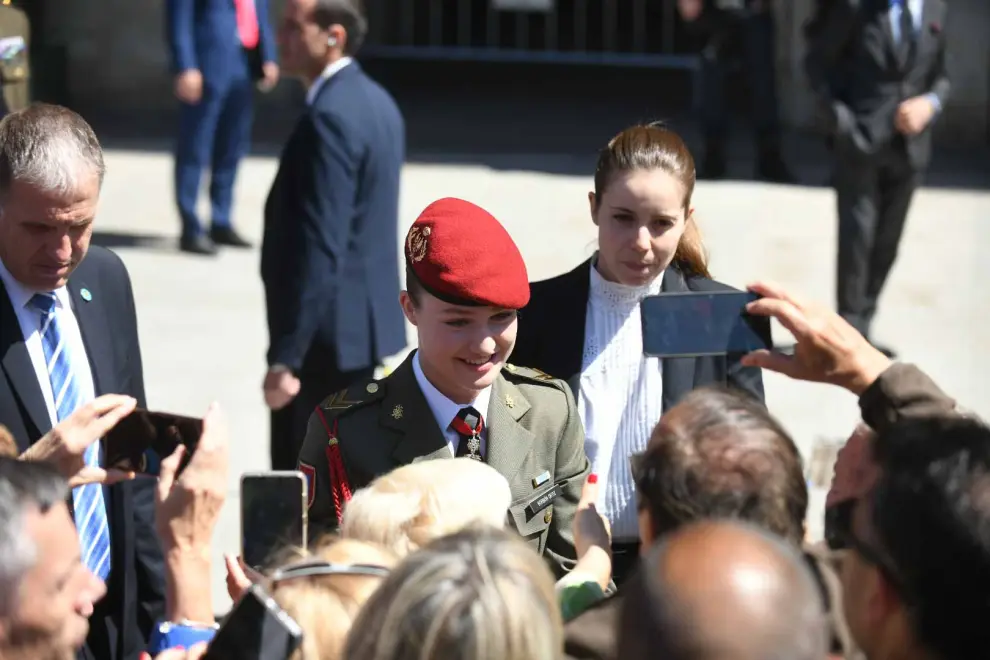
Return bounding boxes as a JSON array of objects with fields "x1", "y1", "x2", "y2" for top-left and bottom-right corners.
[
  {"x1": 826, "y1": 499, "x2": 912, "y2": 602},
  {"x1": 269, "y1": 561, "x2": 391, "y2": 585}
]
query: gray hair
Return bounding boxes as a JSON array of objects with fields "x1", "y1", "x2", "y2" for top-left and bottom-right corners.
[
  {"x1": 0, "y1": 457, "x2": 69, "y2": 615},
  {"x1": 344, "y1": 526, "x2": 563, "y2": 660},
  {"x1": 0, "y1": 103, "x2": 105, "y2": 198}
]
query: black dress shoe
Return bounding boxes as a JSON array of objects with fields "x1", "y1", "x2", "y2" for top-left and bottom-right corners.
[
  {"x1": 210, "y1": 226, "x2": 252, "y2": 248},
  {"x1": 179, "y1": 234, "x2": 217, "y2": 256}
]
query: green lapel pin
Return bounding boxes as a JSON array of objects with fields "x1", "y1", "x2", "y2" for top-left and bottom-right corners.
[{"x1": 80, "y1": 288, "x2": 92, "y2": 302}]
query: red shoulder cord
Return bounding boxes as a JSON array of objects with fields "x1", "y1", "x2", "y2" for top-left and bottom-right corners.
[{"x1": 315, "y1": 407, "x2": 353, "y2": 525}]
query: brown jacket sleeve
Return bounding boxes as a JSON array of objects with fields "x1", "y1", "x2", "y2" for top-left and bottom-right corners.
[{"x1": 858, "y1": 363, "x2": 957, "y2": 432}]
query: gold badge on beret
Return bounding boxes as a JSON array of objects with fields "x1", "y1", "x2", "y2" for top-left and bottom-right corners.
[{"x1": 406, "y1": 226, "x2": 431, "y2": 263}]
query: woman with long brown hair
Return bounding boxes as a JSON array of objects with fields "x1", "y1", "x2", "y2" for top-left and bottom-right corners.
[{"x1": 511, "y1": 122, "x2": 766, "y2": 584}]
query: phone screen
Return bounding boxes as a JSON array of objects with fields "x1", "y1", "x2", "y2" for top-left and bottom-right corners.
[
  {"x1": 241, "y1": 472, "x2": 308, "y2": 571},
  {"x1": 641, "y1": 291, "x2": 773, "y2": 358},
  {"x1": 103, "y1": 409, "x2": 203, "y2": 476},
  {"x1": 203, "y1": 584, "x2": 304, "y2": 660}
]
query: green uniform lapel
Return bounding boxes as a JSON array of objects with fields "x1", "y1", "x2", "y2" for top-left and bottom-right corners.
[
  {"x1": 381, "y1": 352, "x2": 452, "y2": 465},
  {"x1": 486, "y1": 375, "x2": 535, "y2": 485}
]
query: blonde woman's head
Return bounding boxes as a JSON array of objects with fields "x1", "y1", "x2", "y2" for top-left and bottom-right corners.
[
  {"x1": 344, "y1": 525, "x2": 563, "y2": 660},
  {"x1": 271, "y1": 537, "x2": 397, "y2": 660},
  {"x1": 341, "y1": 458, "x2": 512, "y2": 557}
]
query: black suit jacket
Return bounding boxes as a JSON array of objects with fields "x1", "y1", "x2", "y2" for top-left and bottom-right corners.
[
  {"x1": 262, "y1": 62, "x2": 407, "y2": 376},
  {"x1": 512, "y1": 260, "x2": 766, "y2": 409},
  {"x1": 804, "y1": 0, "x2": 950, "y2": 169},
  {"x1": 0, "y1": 246, "x2": 165, "y2": 660}
]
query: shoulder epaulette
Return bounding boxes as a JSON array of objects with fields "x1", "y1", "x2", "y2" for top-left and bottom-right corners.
[
  {"x1": 314, "y1": 378, "x2": 385, "y2": 526},
  {"x1": 318, "y1": 379, "x2": 387, "y2": 416},
  {"x1": 503, "y1": 363, "x2": 562, "y2": 386}
]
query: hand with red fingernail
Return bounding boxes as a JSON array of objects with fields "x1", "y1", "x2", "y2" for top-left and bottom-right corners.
[{"x1": 571, "y1": 473, "x2": 613, "y2": 589}]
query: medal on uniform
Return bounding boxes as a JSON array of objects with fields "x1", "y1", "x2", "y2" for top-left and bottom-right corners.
[
  {"x1": 466, "y1": 432, "x2": 482, "y2": 460},
  {"x1": 463, "y1": 412, "x2": 482, "y2": 459},
  {"x1": 452, "y1": 408, "x2": 485, "y2": 461}
]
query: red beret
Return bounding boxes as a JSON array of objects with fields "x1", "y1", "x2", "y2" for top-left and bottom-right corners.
[{"x1": 405, "y1": 197, "x2": 530, "y2": 309}]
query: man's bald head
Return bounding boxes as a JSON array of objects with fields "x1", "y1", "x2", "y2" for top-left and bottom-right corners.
[{"x1": 619, "y1": 520, "x2": 828, "y2": 660}]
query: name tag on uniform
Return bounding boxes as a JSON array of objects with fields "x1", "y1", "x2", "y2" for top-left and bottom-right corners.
[{"x1": 525, "y1": 484, "x2": 561, "y2": 518}]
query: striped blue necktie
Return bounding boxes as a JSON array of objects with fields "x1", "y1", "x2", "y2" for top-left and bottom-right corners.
[{"x1": 30, "y1": 292, "x2": 111, "y2": 581}]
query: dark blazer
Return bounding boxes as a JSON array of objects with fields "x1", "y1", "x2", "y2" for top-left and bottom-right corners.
[
  {"x1": 165, "y1": 0, "x2": 277, "y2": 82},
  {"x1": 511, "y1": 259, "x2": 766, "y2": 409},
  {"x1": 564, "y1": 594, "x2": 621, "y2": 660},
  {"x1": 804, "y1": 0, "x2": 950, "y2": 169},
  {"x1": 262, "y1": 62, "x2": 407, "y2": 375},
  {"x1": 0, "y1": 246, "x2": 165, "y2": 660}
]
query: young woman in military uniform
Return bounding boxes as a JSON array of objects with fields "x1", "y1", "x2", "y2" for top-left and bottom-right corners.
[{"x1": 297, "y1": 197, "x2": 592, "y2": 578}]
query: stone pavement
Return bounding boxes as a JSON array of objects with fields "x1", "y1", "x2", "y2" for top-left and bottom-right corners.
[{"x1": 94, "y1": 148, "x2": 990, "y2": 613}]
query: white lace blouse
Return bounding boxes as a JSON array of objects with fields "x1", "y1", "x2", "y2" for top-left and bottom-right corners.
[{"x1": 577, "y1": 260, "x2": 665, "y2": 541}]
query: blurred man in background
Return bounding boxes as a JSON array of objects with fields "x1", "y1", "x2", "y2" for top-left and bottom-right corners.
[
  {"x1": 166, "y1": 0, "x2": 279, "y2": 255},
  {"x1": 262, "y1": 0, "x2": 406, "y2": 470},
  {"x1": 805, "y1": 0, "x2": 949, "y2": 355},
  {"x1": 677, "y1": 0, "x2": 794, "y2": 182}
]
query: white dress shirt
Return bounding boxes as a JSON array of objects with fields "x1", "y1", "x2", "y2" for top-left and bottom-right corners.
[
  {"x1": 578, "y1": 261, "x2": 664, "y2": 540},
  {"x1": 0, "y1": 257, "x2": 96, "y2": 427},
  {"x1": 305, "y1": 56, "x2": 353, "y2": 106},
  {"x1": 412, "y1": 351, "x2": 492, "y2": 458}
]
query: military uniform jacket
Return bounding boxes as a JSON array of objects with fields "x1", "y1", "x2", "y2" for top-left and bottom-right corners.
[{"x1": 297, "y1": 350, "x2": 591, "y2": 577}]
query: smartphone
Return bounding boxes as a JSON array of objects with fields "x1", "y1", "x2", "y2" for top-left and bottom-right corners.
[
  {"x1": 241, "y1": 471, "x2": 308, "y2": 571},
  {"x1": 203, "y1": 584, "x2": 304, "y2": 660},
  {"x1": 103, "y1": 409, "x2": 203, "y2": 476},
  {"x1": 641, "y1": 291, "x2": 773, "y2": 358}
]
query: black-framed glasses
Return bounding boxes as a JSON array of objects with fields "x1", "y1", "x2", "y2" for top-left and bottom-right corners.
[
  {"x1": 826, "y1": 499, "x2": 911, "y2": 602},
  {"x1": 269, "y1": 561, "x2": 391, "y2": 585}
]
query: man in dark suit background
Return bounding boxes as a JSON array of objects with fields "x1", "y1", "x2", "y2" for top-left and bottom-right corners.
[
  {"x1": 166, "y1": 0, "x2": 279, "y2": 255},
  {"x1": 805, "y1": 0, "x2": 949, "y2": 353},
  {"x1": 0, "y1": 105, "x2": 165, "y2": 660},
  {"x1": 677, "y1": 0, "x2": 794, "y2": 182},
  {"x1": 262, "y1": 0, "x2": 406, "y2": 471}
]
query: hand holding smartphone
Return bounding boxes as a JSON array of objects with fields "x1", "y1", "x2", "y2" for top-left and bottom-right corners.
[
  {"x1": 103, "y1": 409, "x2": 203, "y2": 476},
  {"x1": 240, "y1": 472, "x2": 309, "y2": 571},
  {"x1": 641, "y1": 290, "x2": 773, "y2": 358},
  {"x1": 203, "y1": 584, "x2": 304, "y2": 660}
]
